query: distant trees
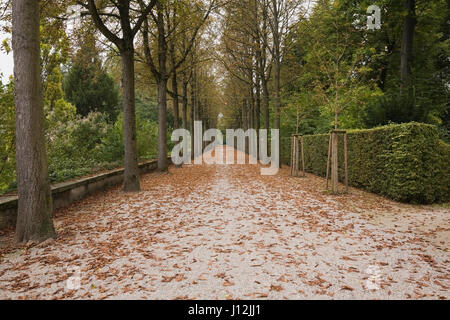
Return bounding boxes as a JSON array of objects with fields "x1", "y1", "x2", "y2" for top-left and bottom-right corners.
[
  {"x1": 139, "y1": 0, "x2": 215, "y2": 171},
  {"x1": 268, "y1": 0, "x2": 300, "y2": 135},
  {"x1": 219, "y1": 0, "x2": 302, "y2": 157},
  {"x1": 219, "y1": 0, "x2": 448, "y2": 140}
]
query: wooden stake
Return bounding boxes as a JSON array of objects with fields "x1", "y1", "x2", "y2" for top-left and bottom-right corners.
[
  {"x1": 331, "y1": 132, "x2": 339, "y2": 194},
  {"x1": 295, "y1": 136, "x2": 300, "y2": 177},
  {"x1": 301, "y1": 136, "x2": 306, "y2": 177},
  {"x1": 293, "y1": 136, "x2": 296, "y2": 176},
  {"x1": 326, "y1": 134, "x2": 332, "y2": 190},
  {"x1": 344, "y1": 133, "x2": 348, "y2": 192},
  {"x1": 291, "y1": 136, "x2": 294, "y2": 176}
]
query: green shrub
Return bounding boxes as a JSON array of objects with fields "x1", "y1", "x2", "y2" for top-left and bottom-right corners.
[
  {"x1": 0, "y1": 81, "x2": 15, "y2": 194},
  {"x1": 1, "y1": 109, "x2": 159, "y2": 194},
  {"x1": 282, "y1": 122, "x2": 450, "y2": 204}
]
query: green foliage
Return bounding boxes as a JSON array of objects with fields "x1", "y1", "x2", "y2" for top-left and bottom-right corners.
[
  {"x1": 100, "y1": 114, "x2": 158, "y2": 163},
  {"x1": 0, "y1": 81, "x2": 15, "y2": 193},
  {"x1": 282, "y1": 122, "x2": 449, "y2": 204},
  {"x1": 39, "y1": 2, "x2": 70, "y2": 111},
  {"x1": 282, "y1": 0, "x2": 449, "y2": 135},
  {"x1": 46, "y1": 111, "x2": 158, "y2": 185},
  {"x1": 284, "y1": 0, "x2": 383, "y2": 130},
  {"x1": 0, "y1": 99, "x2": 159, "y2": 194},
  {"x1": 57, "y1": 11, "x2": 121, "y2": 121},
  {"x1": 63, "y1": 63, "x2": 120, "y2": 121}
]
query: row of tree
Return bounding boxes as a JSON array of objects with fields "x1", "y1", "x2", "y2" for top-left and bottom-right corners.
[
  {"x1": 8, "y1": 0, "x2": 222, "y2": 243},
  {"x1": 219, "y1": 0, "x2": 301, "y2": 155},
  {"x1": 5, "y1": 0, "x2": 449, "y2": 243}
]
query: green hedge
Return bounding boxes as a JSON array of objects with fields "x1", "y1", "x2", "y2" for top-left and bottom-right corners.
[{"x1": 281, "y1": 123, "x2": 450, "y2": 204}]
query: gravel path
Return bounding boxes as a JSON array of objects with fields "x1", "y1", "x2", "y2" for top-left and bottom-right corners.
[{"x1": 0, "y1": 146, "x2": 448, "y2": 300}]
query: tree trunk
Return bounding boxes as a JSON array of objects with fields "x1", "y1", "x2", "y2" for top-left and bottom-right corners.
[
  {"x1": 260, "y1": 0, "x2": 270, "y2": 131},
  {"x1": 273, "y1": 58, "x2": 281, "y2": 161},
  {"x1": 121, "y1": 48, "x2": 141, "y2": 191},
  {"x1": 335, "y1": 110, "x2": 339, "y2": 130},
  {"x1": 272, "y1": 0, "x2": 281, "y2": 134},
  {"x1": 190, "y1": 79, "x2": 196, "y2": 161},
  {"x1": 255, "y1": 72, "x2": 261, "y2": 133},
  {"x1": 272, "y1": 2, "x2": 281, "y2": 164},
  {"x1": 254, "y1": 0, "x2": 261, "y2": 134},
  {"x1": 331, "y1": 132, "x2": 339, "y2": 194},
  {"x1": 249, "y1": 83, "x2": 255, "y2": 129},
  {"x1": 157, "y1": 77, "x2": 169, "y2": 171},
  {"x1": 12, "y1": 0, "x2": 56, "y2": 244},
  {"x1": 273, "y1": 59, "x2": 281, "y2": 131},
  {"x1": 168, "y1": 8, "x2": 179, "y2": 130},
  {"x1": 242, "y1": 99, "x2": 248, "y2": 131},
  {"x1": 261, "y1": 78, "x2": 270, "y2": 130},
  {"x1": 156, "y1": 2, "x2": 169, "y2": 172},
  {"x1": 182, "y1": 80, "x2": 188, "y2": 130},
  {"x1": 400, "y1": 0, "x2": 416, "y2": 89},
  {"x1": 172, "y1": 71, "x2": 179, "y2": 129}
]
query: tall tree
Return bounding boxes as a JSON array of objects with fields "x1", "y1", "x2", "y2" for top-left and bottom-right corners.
[
  {"x1": 12, "y1": 0, "x2": 56, "y2": 244},
  {"x1": 79, "y1": 0, "x2": 157, "y2": 191},
  {"x1": 293, "y1": 0, "x2": 380, "y2": 130},
  {"x1": 267, "y1": 0, "x2": 300, "y2": 158},
  {"x1": 140, "y1": 0, "x2": 214, "y2": 171},
  {"x1": 219, "y1": 0, "x2": 258, "y2": 130},
  {"x1": 167, "y1": 6, "x2": 180, "y2": 129},
  {"x1": 258, "y1": 0, "x2": 272, "y2": 131}
]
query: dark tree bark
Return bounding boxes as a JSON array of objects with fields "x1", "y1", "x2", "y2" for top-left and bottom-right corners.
[
  {"x1": 121, "y1": 47, "x2": 140, "y2": 191},
  {"x1": 271, "y1": 0, "x2": 281, "y2": 132},
  {"x1": 171, "y1": 68, "x2": 180, "y2": 129},
  {"x1": 242, "y1": 99, "x2": 248, "y2": 131},
  {"x1": 190, "y1": 75, "x2": 196, "y2": 160},
  {"x1": 249, "y1": 84, "x2": 255, "y2": 130},
  {"x1": 181, "y1": 74, "x2": 189, "y2": 130},
  {"x1": 168, "y1": 10, "x2": 180, "y2": 130},
  {"x1": 12, "y1": 0, "x2": 56, "y2": 244},
  {"x1": 400, "y1": 0, "x2": 416, "y2": 89},
  {"x1": 157, "y1": 76, "x2": 169, "y2": 170},
  {"x1": 273, "y1": 41, "x2": 281, "y2": 132},
  {"x1": 260, "y1": 0, "x2": 271, "y2": 131},
  {"x1": 261, "y1": 78, "x2": 270, "y2": 130},
  {"x1": 253, "y1": 0, "x2": 261, "y2": 134},
  {"x1": 255, "y1": 65, "x2": 261, "y2": 134},
  {"x1": 156, "y1": 2, "x2": 169, "y2": 171}
]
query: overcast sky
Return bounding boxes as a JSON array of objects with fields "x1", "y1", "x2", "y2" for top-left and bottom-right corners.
[
  {"x1": 0, "y1": 28, "x2": 13, "y2": 83},
  {"x1": 0, "y1": 51, "x2": 13, "y2": 83}
]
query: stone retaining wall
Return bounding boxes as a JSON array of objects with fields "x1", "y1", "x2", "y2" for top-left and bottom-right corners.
[{"x1": 0, "y1": 159, "x2": 168, "y2": 230}]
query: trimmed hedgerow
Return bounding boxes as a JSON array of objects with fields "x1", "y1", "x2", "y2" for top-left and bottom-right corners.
[{"x1": 281, "y1": 123, "x2": 449, "y2": 204}]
